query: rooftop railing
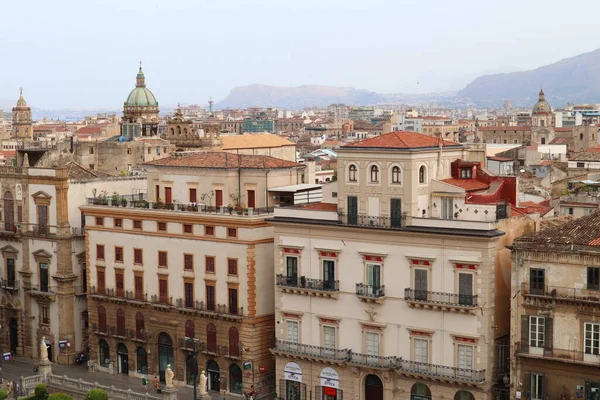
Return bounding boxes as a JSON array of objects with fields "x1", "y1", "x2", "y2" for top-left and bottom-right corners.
[{"x1": 521, "y1": 282, "x2": 600, "y2": 302}]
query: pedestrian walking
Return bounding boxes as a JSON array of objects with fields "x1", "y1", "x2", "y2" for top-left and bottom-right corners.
[
  {"x1": 152, "y1": 376, "x2": 159, "y2": 392},
  {"x1": 141, "y1": 376, "x2": 148, "y2": 391},
  {"x1": 7, "y1": 380, "x2": 12, "y2": 395}
]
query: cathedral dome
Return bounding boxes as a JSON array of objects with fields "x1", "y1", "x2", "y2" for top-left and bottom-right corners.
[
  {"x1": 125, "y1": 66, "x2": 158, "y2": 107},
  {"x1": 532, "y1": 89, "x2": 551, "y2": 114}
]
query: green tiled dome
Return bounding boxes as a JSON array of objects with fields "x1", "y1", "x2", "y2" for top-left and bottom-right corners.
[{"x1": 125, "y1": 66, "x2": 158, "y2": 107}]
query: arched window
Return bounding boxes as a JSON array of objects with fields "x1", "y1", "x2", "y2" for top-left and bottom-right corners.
[
  {"x1": 99, "y1": 339, "x2": 110, "y2": 367},
  {"x1": 411, "y1": 384, "x2": 431, "y2": 398},
  {"x1": 185, "y1": 320, "x2": 195, "y2": 339},
  {"x1": 229, "y1": 364, "x2": 243, "y2": 394},
  {"x1": 184, "y1": 128, "x2": 188, "y2": 135},
  {"x1": 207, "y1": 323, "x2": 217, "y2": 353},
  {"x1": 170, "y1": 128, "x2": 174, "y2": 135},
  {"x1": 136, "y1": 347, "x2": 148, "y2": 374},
  {"x1": 391, "y1": 166, "x2": 401, "y2": 184},
  {"x1": 370, "y1": 165, "x2": 379, "y2": 183},
  {"x1": 580, "y1": 133, "x2": 584, "y2": 140},
  {"x1": 454, "y1": 391, "x2": 474, "y2": 400},
  {"x1": 419, "y1": 166, "x2": 427, "y2": 184},
  {"x1": 135, "y1": 312, "x2": 145, "y2": 339},
  {"x1": 98, "y1": 306, "x2": 107, "y2": 333},
  {"x1": 229, "y1": 327, "x2": 240, "y2": 358},
  {"x1": 177, "y1": 126, "x2": 182, "y2": 135},
  {"x1": 348, "y1": 164, "x2": 357, "y2": 182},
  {"x1": 116, "y1": 308, "x2": 126, "y2": 336}
]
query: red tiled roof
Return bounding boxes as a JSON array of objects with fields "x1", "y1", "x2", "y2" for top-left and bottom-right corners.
[
  {"x1": 144, "y1": 152, "x2": 303, "y2": 169},
  {"x1": 516, "y1": 210, "x2": 600, "y2": 246},
  {"x1": 343, "y1": 131, "x2": 460, "y2": 149},
  {"x1": 555, "y1": 127, "x2": 573, "y2": 132},
  {"x1": 441, "y1": 178, "x2": 490, "y2": 192},
  {"x1": 76, "y1": 126, "x2": 102, "y2": 134},
  {"x1": 299, "y1": 203, "x2": 337, "y2": 211}
]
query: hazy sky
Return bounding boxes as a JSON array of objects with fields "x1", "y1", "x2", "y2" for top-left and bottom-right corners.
[{"x1": 2, "y1": 0, "x2": 600, "y2": 109}]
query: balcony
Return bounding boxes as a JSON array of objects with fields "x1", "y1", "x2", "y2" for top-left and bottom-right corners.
[
  {"x1": 338, "y1": 213, "x2": 406, "y2": 229},
  {"x1": 348, "y1": 352, "x2": 397, "y2": 369},
  {"x1": 396, "y1": 358, "x2": 486, "y2": 384},
  {"x1": 89, "y1": 287, "x2": 128, "y2": 304},
  {"x1": 0, "y1": 279, "x2": 20, "y2": 292},
  {"x1": 219, "y1": 345, "x2": 242, "y2": 360},
  {"x1": 521, "y1": 282, "x2": 600, "y2": 305},
  {"x1": 151, "y1": 295, "x2": 174, "y2": 309},
  {"x1": 516, "y1": 341, "x2": 600, "y2": 365},
  {"x1": 355, "y1": 284, "x2": 385, "y2": 304},
  {"x1": 84, "y1": 197, "x2": 274, "y2": 218},
  {"x1": 271, "y1": 339, "x2": 351, "y2": 364},
  {"x1": 276, "y1": 274, "x2": 340, "y2": 299},
  {"x1": 404, "y1": 288, "x2": 478, "y2": 313},
  {"x1": 175, "y1": 298, "x2": 244, "y2": 321},
  {"x1": 26, "y1": 283, "x2": 56, "y2": 302}
]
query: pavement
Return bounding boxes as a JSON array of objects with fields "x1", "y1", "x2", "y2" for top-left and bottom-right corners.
[{"x1": 1, "y1": 357, "x2": 243, "y2": 400}]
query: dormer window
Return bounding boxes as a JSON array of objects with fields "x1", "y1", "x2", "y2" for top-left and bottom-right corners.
[
  {"x1": 460, "y1": 168, "x2": 472, "y2": 179},
  {"x1": 348, "y1": 164, "x2": 357, "y2": 182},
  {"x1": 370, "y1": 165, "x2": 379, "y2": 183},
  {"x1": 391, "y1": 166, "x2": 401, "y2": 184}
]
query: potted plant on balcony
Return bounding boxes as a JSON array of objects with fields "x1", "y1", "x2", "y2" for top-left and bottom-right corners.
[
  {"x1": 227, "y1": 204, "x2": 234, "y2": 214},
  {"x1": 111, "y1": 192, "x2": 121, "y2": 207},
  {"x1": 300, "y1": 276, "x2": 306, "y2": 288},
  {"x1": 120, "y1": 196, "x2": 128, "y2": 207}
]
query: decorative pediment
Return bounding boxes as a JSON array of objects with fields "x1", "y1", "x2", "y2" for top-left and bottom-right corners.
[
  {"x1": 31, "y1": 191, "x2": 52, "y2": 206},
  {"x1": 76, "y1": 251, "x2": 86, "y2": 261},
  {"x1": 32, "y1": 249, "x2": 53, "y2": 262},
  {"x1": 0, "y1": 245, "x2": 19, "y2": 258}
]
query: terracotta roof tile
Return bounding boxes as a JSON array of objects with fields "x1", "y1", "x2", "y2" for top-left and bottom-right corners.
[
  {"x1": 516, "y1": 210, "x2": 600, "y2": 246},
  {"x1": 440, "y1": 178, "x2": 490, "y2": 192},
  {"x1": 144, "y1": 152, "x2": 303, "y2": 169},
  {"x1": 343, "y1": 131, "x2": 461, "y2": 150}
]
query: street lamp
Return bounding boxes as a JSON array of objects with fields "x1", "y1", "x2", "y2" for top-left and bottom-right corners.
[{"x1": 185, "y1": 333, "x2": 203, "y2": 400}]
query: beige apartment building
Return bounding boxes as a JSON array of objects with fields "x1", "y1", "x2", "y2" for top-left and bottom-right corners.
[
  {"x1": 269, "y1": 131, "x2": 530, "y2": 400},
  {"x1": 82, "y1": 152, "x2": 307, "y2": 395}
]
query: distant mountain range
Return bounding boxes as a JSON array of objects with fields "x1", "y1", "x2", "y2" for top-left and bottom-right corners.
[
  {"x1": 215, "y1": 84, "x2": 455, "y2": 109},
  {"x1": 457, "y1": 48, "x2": 600, "y2": 106}
]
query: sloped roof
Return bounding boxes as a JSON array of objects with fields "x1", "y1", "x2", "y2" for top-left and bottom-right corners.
[
  {"x1": 221, "y1": 134, "x2": 295, "y2": 150},
  {"x1": 516, "y1": 210, "x2": 600, "y2": 246},
  {"x1": 144, "y1": 152, "x2": 302, "y2": 169},
  {"x1": 569, "y1": 148, "x2": 600, "y2": 161},
  {"x1": 440, "y1": 178, "x2": 490, "y2": 192},
  {"x1": 64, "y1": 161, "x2": 112, "y2": 179},
  {"x1": 343, "y1": 131, "x2": 461, "y2": 150}
]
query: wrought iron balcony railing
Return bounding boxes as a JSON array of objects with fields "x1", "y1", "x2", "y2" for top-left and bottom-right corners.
[
  {"x1": 356, "y1": 283, "x2": 385, "y2": 298},
  {"x1": 0, "y1": 279, "x2": 20, "y2": 291},
  {"x1": 276, "y1": 274, "x2": 340, "y2": 292},
  {"x1": 404, "y1": 288, "x2": 478, "y2": 307},
  {"x1": 397, "y1": 358, "x2": 486, "y2": 383},
  {"x1": 175, "y1": 299, "x2": 244, "y2": 317},
  {"x1": 521, "y1": 282, "x2": 600, "y2": 302},
  {"x1": 516, "y1": 341, "x2": 600, "y2": 364},
  {"x1": 271, "y1": 339, "x2": 351, "y2": 362}
]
